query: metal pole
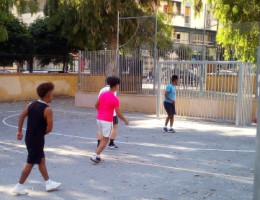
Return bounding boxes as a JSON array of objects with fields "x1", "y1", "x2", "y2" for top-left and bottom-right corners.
[
  {"x1": 156, "y1": 62, "x2": 162, "y2": 118},
  {"x1": 253, "y1": 37, "x2": 260, "y2": 200},
  {"x1": 153, "y1": 10, "x2": 158, "y2": 95},
  {"x1": 116, "y1": 11, "x2": 120, "y2": 77},
  {"x1": 235, "y1": 62, "x2": 243, "y2": 126},
  {"x1": 255, "y1": 32, "x2": 260, "y2": 100},
  {"x1": 202, "y1": 4, "x2": 206, "y2": 61},
  {"x1": 78, "y1": 51, "x2": 81, "y2": 92},
  {"x1": 200, "y1": 4, "x2": 207, "y2": 97}
]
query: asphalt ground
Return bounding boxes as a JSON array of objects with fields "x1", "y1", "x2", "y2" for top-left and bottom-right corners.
[{"x1": 0, "y1": 98, "x2": 256, "y2": 200}]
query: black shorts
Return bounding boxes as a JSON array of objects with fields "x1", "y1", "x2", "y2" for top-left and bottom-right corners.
[
  {"x1": 26, "y1": 139, "x2": 45, "y2": 164},
  {"x1": 164, "y1": 102, "x2": 176, "y2": 116},
  {"x1": 113, "y1": 116, "x2": 118, "y2": 125}
]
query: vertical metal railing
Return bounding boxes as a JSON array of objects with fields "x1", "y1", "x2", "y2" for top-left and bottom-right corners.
[{"x1": 157, "y1": 61, "x2": 254, "y2": 125}]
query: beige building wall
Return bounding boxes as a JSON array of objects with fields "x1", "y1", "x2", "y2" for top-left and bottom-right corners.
[{"x1": 160, "y1": 0, "x2": 218, "y2": 31}]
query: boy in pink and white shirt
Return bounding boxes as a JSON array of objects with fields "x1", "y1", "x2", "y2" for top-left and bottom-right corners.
[{"x1": 91, "y1": 77, "x2": 129, "y2": 164}]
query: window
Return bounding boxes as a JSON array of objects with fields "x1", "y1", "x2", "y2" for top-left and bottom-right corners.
[
  {"x1": 206, "y1": 34, "x2": 216, "y2": 45},
  {"x1": 206, "y1": 11, "x2": 212, "y2": 28},
  {"x1": 172, "y1": 1, "x2": 182, "y2": 15},
  {"x1": 164, "y1": 2, "x2": 174, "y2": 14},
  {"x1": 173, "y1": 32, "x2": 190, "y2": 44},
  {"x1": 163, "y1": 5, "x2": 168, "y2": 13},
  {"x1": 164, "y1": 1, "x2": 182, "y2": 15},
  {"x1": 192, "y1": 34, "x2": 204, "y2": 45},
  {"x1": 185, "y1": 6, "x2": 190, "y2": 24}
]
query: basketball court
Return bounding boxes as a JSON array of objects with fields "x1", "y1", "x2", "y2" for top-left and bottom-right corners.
[{"x1": 0, "y1": 98, "x2": 256, "y2": 200}]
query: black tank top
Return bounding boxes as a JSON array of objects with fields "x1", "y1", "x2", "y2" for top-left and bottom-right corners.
[{"x1": 25, "y1": 101, "x2": 49, "y2": 142}]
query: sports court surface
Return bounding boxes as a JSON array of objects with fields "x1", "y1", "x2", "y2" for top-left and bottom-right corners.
[{"x1": 0, "y1": 98, "x2": 256, "y2": 200}]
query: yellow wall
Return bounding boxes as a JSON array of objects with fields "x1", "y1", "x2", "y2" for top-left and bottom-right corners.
[
  {"x1": 0, "y1": 74, "x2": 78, "y2": 101},
  {"x1": 80, "y1": 75, "x2": 106, "y2": 93},
  {"x1": 207, "y1": 75, "x2": 256, "y2": 94}
]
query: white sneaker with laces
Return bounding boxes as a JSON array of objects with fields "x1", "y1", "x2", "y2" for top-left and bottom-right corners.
[
  {"x1": 46, "y1": 180, "x2": 61, "y2": 192},
  {"x1": 12, "y1": 183, "x2": 28, "y2": 195}
]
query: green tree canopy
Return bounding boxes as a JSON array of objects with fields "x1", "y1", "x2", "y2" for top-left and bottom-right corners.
[
  {"x1": 193, "y1": 0, "x2": 260, "y2": 62},
  {"x1": 29, "y1": 18, "x2": 75, "y2": 71},
  {"x1": 44, "y1": 0, "x2": 173, "y2": 50},
  {"x1": 0, "y1": 0, "x2": 38, "y2": 42},
  {"x1": 0, "y1": 18, "x2": 31, "y2": 67}
]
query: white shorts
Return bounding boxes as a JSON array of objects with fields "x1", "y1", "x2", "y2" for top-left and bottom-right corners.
[{"x1": 97, "y1": 120, "x2": 113, "y2": 138}]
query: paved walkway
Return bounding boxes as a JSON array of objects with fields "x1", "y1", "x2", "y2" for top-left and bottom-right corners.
[{"x1": 0, "y1": 99, "x2": 256, "y2": 200}]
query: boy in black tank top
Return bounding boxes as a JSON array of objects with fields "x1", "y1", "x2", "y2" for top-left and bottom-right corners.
[{"x1": 12, "y1": 82, "x2": 61, "y2": 195}]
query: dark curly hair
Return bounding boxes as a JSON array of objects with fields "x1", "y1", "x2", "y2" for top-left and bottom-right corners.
[
  {"x1": 109, "y1": 76, "x2": 120, "y2": 88},
  {"x1": 36, "y1": 82, "x2": 54, "y2": 98}
]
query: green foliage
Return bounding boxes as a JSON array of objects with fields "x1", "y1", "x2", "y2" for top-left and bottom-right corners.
[
  {"x1": 217, "y1": 22, "x2": 259, "y2": 62},
  {"x1": 0, "y1": 0, "x2": 39, "y2": 42},
  {"x1": 0, "y1": 18, "x2": 31, "y2": 66},
  {"x1": 211, "y1": 0, "x2": 260, "y2": 62},
  {"x1": 177, "y1": 44, "x2": 192, "y2": 60},
  {"x1": 191, "y1": 0, "x2": 260, "y2": 62},
  {"x1": 29, "y1": 18, "x2": 73, "y2": 68},
  {"x1": 44, "y1": 0, "x2": 173, "y2": 50}
]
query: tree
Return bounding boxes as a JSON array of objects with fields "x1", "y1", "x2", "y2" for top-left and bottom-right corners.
[
  {"x1": 0, "y1": 0, "x2": 38, "y2": 42},
  {"x1": 29, "y1": 18, "x2": 75, "y2": 72},
  {"x1": 0, "y1": 18, "x2": 31, "y2": 70},
  {"x1": 44, "y1": 0, "x2": 173, "y2": 50},
  {"x1": 177, "y1": 44, "x2": 193, "y2": 60},
  {"x1": 192, "y1": 0, "x2": 260, "y2": 62}
]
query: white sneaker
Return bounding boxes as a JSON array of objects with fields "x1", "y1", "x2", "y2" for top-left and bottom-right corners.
[
  {"x1": 12, "y1": 183, "x2": 28, "y2": 195},
  {"x1": 46, "y1": 180, "x2": 61, "y2": 192}
]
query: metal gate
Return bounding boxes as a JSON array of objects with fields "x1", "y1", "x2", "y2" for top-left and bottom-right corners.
[{"x1": 156, "y1": 61, "x2": 255, "y2": 126}]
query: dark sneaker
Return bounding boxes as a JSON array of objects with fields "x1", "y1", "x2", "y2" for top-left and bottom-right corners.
[
  {"x1": 168, "y1": 128, "x2": 176, "y2": 133},
  {"x1": 108, "y1": 143, "x2": 119, "y2": 149},
  {"x1": 90, "y1": 156, "x2": 100, "y2": 164},
  {"x1": 163, "y1": 127, "x2": 168, "y2": 133}
]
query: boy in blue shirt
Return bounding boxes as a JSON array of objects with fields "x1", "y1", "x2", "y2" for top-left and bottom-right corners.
[{"x1": 163, "y1": 75, "x2": 178, "y2": 133}]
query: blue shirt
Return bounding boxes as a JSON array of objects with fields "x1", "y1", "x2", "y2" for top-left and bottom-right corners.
[{"x1": 164, "y1": 84, "x2": 176, "y2": 103}]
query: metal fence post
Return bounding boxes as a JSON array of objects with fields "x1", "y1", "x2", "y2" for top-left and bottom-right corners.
[
  {"x1": 253, "y1": 44, "x2": 260, "y2": 200},
  {"x1": 199, "y1": 62, "x2": 204, "y2": 97},
  {"x1": 256, "y1": 46, "x2": 260, "y2": 99},
  {"x1": 156, "y1": 62, "x2": 162, "y2": 118},
  {"x1": 78, "y1": 51, "x2": 81, "y2": 92},
  {"x1": 116, "y1": 11, "x2": 120, "y2": 77},
  {"x1": 153, "y1": 11, "x2": 158, "y2": 95},
  {"x1": 235, "y1": 62, "x2": 243, "y2": 126}
]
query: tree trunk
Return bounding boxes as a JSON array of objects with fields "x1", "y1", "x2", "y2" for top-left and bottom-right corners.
[
  {"x1": 108, "y1": 32, "x2": 117, "y2": 50},
  {"x1": 106, "y1": 32, "x2": 118, "y2": 76}
]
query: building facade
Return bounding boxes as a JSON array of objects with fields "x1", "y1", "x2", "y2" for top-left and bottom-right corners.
[
  {"x1": 12, "y1": 0, "x2": 46, "y2": 25},
  {"x1": 160, "y1": 0, "x2": 218, "y2": 60}
]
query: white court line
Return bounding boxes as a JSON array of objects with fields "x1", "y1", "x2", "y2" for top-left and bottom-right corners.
[
  {"x1": 0, "y1": 110, "x2": 22, "y2": 114},
  {"x1": 2, "y1": 112, "x2": 255, "y2": 153}
]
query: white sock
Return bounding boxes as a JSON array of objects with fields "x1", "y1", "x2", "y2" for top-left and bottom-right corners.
[
  {"x1": 164, "y1": 126, "x2": 167, "y2": 128},
  {"x1": 93, "y1": 153, "x2": 100, "y2": 158},
  {"x1": 17, "y1": 183, "x2": 23, "y2": 187},
  {"x1": 45, "y1": 179, "x2": 51, "y2": 184},
  {"x1": 170, "y1": 126, "x2": 173, "y2": 129}
]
